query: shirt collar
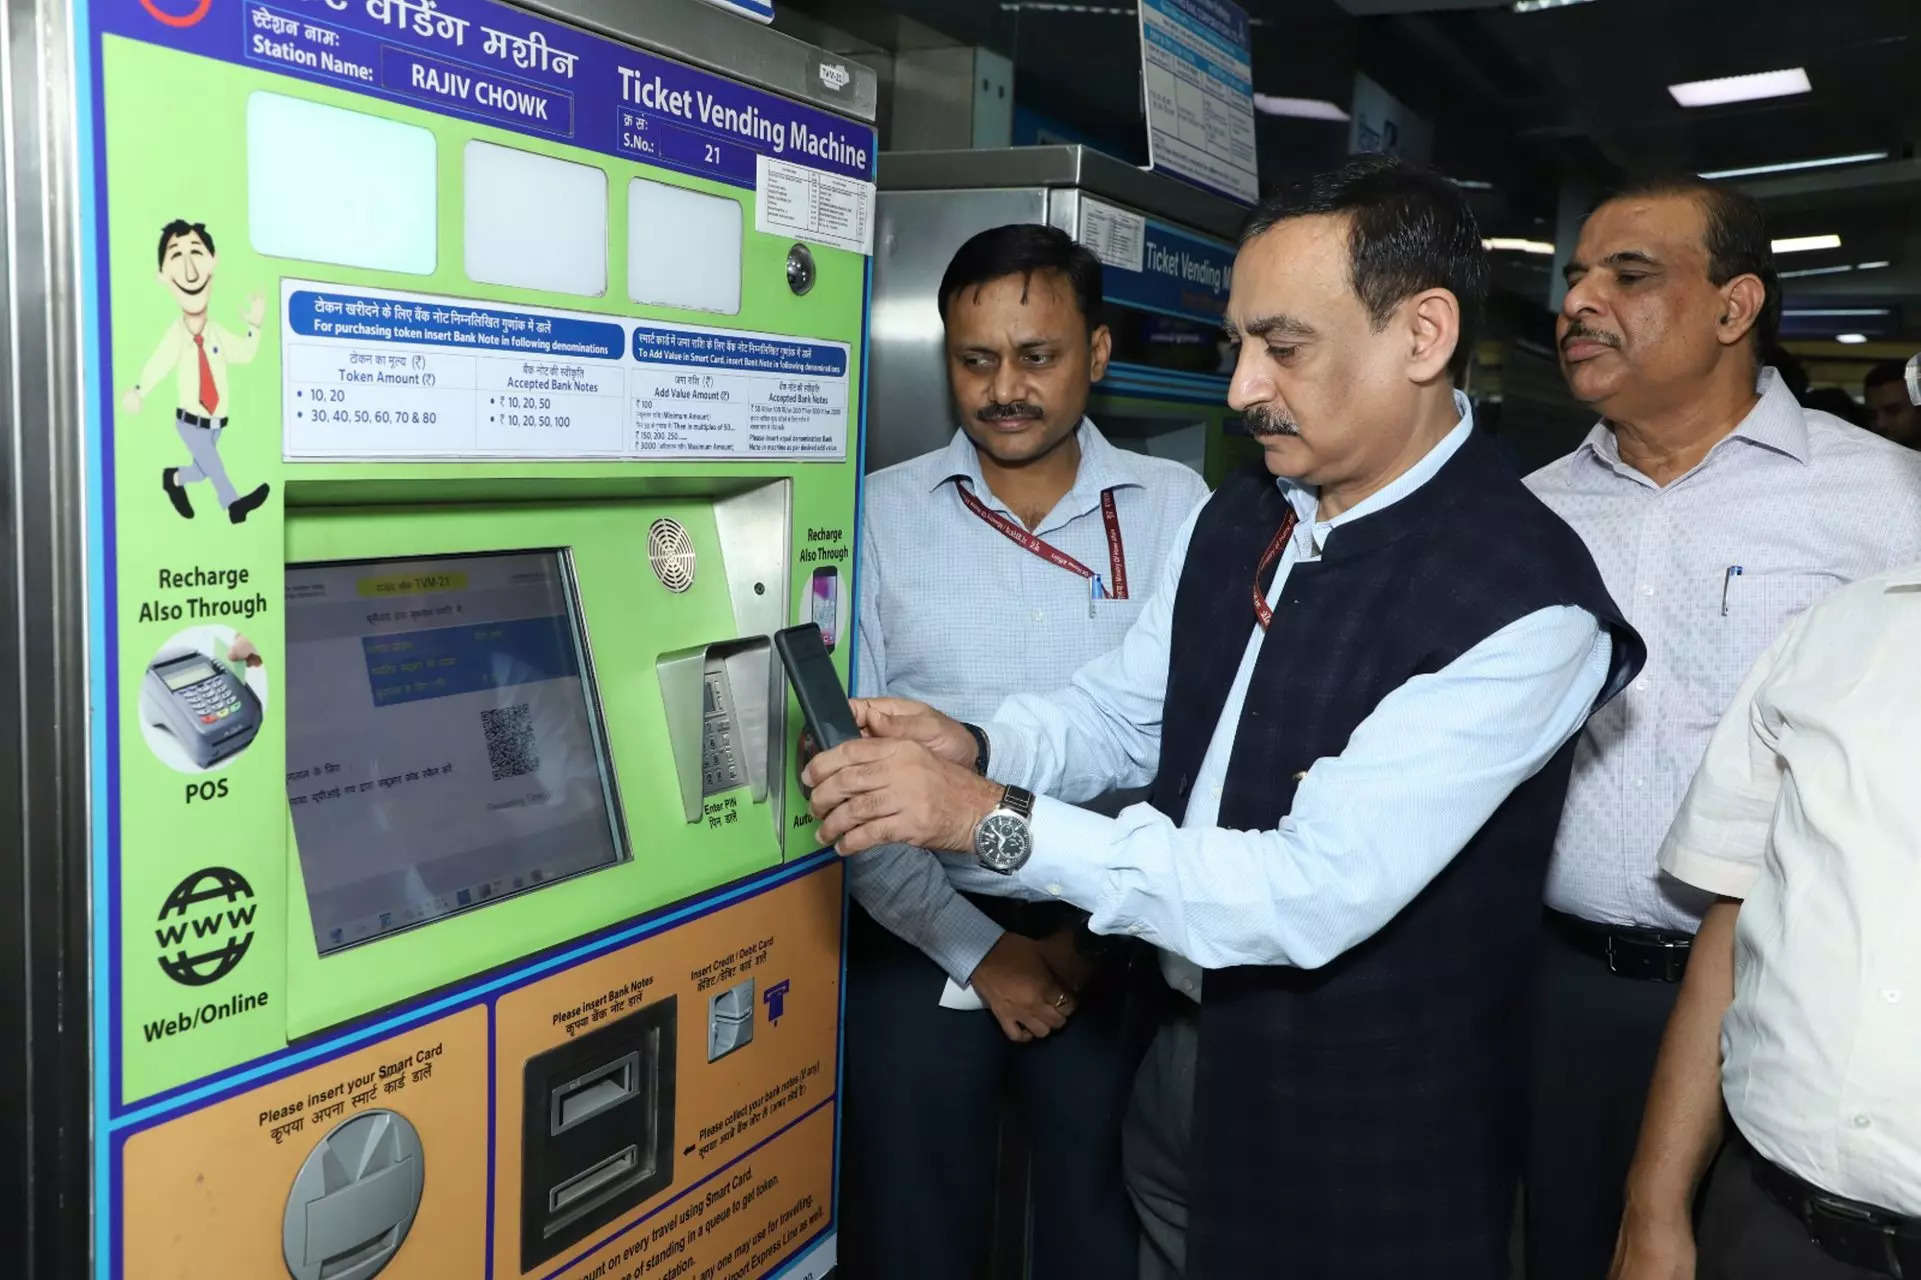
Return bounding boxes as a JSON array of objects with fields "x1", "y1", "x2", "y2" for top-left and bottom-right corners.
[
  {"x1": 1276, "y1": 390, "x2": 1475, "y2": 554},
  {"x1": 1578, "y1": 365, "x2": 1811, "y2": 477},
  {"x1": 1887, "y1": 562, "x2": 1921, "y2": 589},
  {"x1": 931, "y1": 418, "x2": 1141, "y2": 527}
]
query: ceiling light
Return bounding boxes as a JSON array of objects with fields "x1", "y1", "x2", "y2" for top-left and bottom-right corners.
[
  {"x1": 1698, "y1": 150, "x2": 1888, "y2": 180},
  {"x1": 1450, "y1": 178, "x2": 1494, "y2": 190},
  {"x1": 1252, "y1": 95, "x2": 1349, "y2": 121},
  {"x1": 1483, "y1": 237, "x2": 1556, "y2": 255},
  {"x1": 1856, "y1": 260, "x2": 1891, "y2": 270},
  {"x1": 1669, "y1": 67, "x2": 1810, "y2": 108},
  {"x1": 1779, "y1": 264, "x2": 1853, "y2": 278},
  {"x1": 1784, "y1": 308, "x2": 1889, "y2": 317},
  {"x1": 1772, "y1": 234, "x2": 1842, "y2": 254},
  {"x1": 1836, "y1": 333, "x2": 1868, "y2": 344},
  {"x1": 1512, "y1": 0, "x2": 1595, "y2": 11}
]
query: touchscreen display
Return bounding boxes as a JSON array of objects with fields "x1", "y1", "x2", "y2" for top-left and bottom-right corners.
[{"x1": 284, "y1": 549, "x2": 626, "y2": 953}]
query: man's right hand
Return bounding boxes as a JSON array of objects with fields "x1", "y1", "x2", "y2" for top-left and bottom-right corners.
[
  {"x1": 1607, "y1": 1213, "x2": 1696, "y2": 1280},
  {"x1": 851, "y1": 697, "x2": 977, "y2": 768},
  {"x1": 121, "y1": 389, "x2": 141, "y2": 416},
  {"x1": 968, "y1": 932, "x2": 1076, "y2": 1043}
]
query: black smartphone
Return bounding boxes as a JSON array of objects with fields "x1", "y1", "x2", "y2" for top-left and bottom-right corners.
[{"x1": 774, "y1": 623, "x2": 860, "y2": 751}]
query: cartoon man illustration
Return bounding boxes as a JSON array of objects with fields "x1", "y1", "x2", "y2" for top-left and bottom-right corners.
[{"x1": 121, "y1": 219, "x2": 271, "y2": 524}]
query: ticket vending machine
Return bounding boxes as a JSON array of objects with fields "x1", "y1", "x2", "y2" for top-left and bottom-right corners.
[
  {"x1": 1, "y1": 1, "x2": 873, "y2": 1277},
  {"x1": 869, "y1": 146, "x2": 1259, "y2": 484}
]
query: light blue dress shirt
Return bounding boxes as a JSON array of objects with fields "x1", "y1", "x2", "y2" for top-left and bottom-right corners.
[
  {"x1": 976, "y1": 394, "x2": 1615, "y2": 996},
  {"x1": 849, "y1": 419, "x2": 1210, "y2": 985}
]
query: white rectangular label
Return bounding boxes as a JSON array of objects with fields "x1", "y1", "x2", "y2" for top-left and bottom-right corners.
[
  {"x1": 280, "y1": 279, "x2": 849, "y2": 461},
  {"x1": 1076, "y1": 197, "x2": 1148, "y2": 273},
  {"x1": 755, "y1": 154, "x2": 875, "y2": 257}
]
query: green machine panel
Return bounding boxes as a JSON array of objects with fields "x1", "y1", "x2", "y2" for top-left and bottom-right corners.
[{"x1": 69, "y1": 0, "x2": 872, "y2": 1276}]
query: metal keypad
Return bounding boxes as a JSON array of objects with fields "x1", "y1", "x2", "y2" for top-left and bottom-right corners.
[{"x1": 699, "y1": 669, "x2": 743, "y2": 796}]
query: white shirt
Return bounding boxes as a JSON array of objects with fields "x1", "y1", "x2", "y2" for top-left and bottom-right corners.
[
  {"x1": 1660, "y1": 564, "x2": 1921, "y2": 1214},
  {"x1": 848, "y1": 420, "x2": 1208, "y2": 985},
  {"x1": 981, "y1": 395, "x2": 1616, "y2": 985},
  {"x1": 1528, "y1": 367, "x2": 1921, "y2": 931}
]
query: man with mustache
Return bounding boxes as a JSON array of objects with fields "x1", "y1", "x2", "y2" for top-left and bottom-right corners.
[
  {"x1": 1520, "y1": 176, "x2": 1921, "y2": 1280},
  {"x1": 809, "y1": 156, "x2": 1644, "y2": 1278},
  {"x1": 122, "y1": 219, "x2": 271, "y2": 524},
  {"x1": 839, "y1": 223, "x2": 1207, "y2": 1280}
]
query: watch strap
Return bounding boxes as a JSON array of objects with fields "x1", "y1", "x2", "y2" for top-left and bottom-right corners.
[
  {"x1": 1001, "y1": 784, "x2": 1034, "y2": 820},
  {"x1": 962, "y1": 721, "x2": 990, "y2": 776}
]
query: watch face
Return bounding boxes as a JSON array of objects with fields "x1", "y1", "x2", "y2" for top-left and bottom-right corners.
[{"x1": 975, "y1": 813, "x2": 1032, "y2": 873}]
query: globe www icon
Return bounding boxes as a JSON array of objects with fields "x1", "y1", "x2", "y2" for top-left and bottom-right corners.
[{"x1": 154, "y1": 866, "x2": 257, "y2": 987}]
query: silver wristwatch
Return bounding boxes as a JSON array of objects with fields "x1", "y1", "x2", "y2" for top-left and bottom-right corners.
[{"x1": 972, "y1": 784, "x2": 1035, "y2": 875}]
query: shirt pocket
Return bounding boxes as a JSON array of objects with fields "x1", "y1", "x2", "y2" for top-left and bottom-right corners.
[
  {"x1": 1692, "y1": 571, "x2": 1838, "y2": 726},
  {"x1": 1088, "y1": 594, "x2": 1147, "y2": 650}
]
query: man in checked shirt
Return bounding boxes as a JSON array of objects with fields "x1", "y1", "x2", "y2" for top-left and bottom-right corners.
[
  {"x1": 837, "y1": 224, "x2": 1207, "y2": 1280},
  {"x1": 1522, "y1": 175, "x2": 1921, "y2": 1280}
]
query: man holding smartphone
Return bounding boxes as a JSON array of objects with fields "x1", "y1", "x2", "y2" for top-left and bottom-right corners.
[{"x1": 840, "y1": 223, "x2": 1207, "y2": 1280}]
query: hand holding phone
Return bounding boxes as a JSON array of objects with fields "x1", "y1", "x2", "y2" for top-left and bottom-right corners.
[{"x1": 775, "y1": 623, "x2": 860, "y2": 751}]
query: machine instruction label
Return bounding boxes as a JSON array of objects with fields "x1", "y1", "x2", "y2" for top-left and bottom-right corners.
[
  {"x1": 753, "y1": 155, "x2": 875, "y2": 257},
  {"x1": 1076, "y1": 197, "x2": 1147, "y2": 274},
  {"x1": 281, "y1": 280, "x2": 850, "y2": 460}
]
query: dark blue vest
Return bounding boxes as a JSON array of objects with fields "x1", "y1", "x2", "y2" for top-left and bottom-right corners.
[{"x1": 1150, "y1": 431, "x2": 1644, "y2": 1278}]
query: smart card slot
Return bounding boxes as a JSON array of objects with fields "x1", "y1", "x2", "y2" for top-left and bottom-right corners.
[
  {"x1": 550, "y1": 1051, "x2": 641, "y2": 1136},
  {"x1": 548, "y1": 1145, "x2": 642, "y2": 1221}
]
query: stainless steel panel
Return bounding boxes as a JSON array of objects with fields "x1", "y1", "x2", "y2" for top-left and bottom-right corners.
[
  {"x1": 879, "y1": 146, "x2": 1248, "y2": 242},
  {"x1": 1, "y1": 0, "x2": 93, "y2": 1272},
  {"x1": 868, "y1": 187, "x2": 1047, "y2": 473},
  {"x1": 511, "y1": 0, "x2": 877, "y2": 122},
  {"x1": 711, "y1": 479, "x2": 792, "y2": 850}
]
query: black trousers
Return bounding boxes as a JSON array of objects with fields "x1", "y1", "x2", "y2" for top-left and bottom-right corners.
[
  {"x1": 1525, "y1": 918, "x2": 1684, "y2": 1280},
  {"x1": 837, "y1": 901, "x2": 1151, "y2": 1280},
  {"x1": 1698, "y1": 1139, "x2": 1888, "y2": 1279}
]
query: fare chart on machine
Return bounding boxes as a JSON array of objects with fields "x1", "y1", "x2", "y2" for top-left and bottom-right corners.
[{"x1": 281, "y1": 278, "x2": 852, "y2": 460}]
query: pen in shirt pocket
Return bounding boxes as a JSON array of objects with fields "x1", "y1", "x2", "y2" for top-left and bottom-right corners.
[{"x1": 1721, "y1": 565, "x2": 1743, "y2": 616}]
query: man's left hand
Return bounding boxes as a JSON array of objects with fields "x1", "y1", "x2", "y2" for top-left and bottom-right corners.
[
  {"x1": 244, "y1": 293, "x2": 266, "y2": 327},
  {"x1": 804, "y1": 736, "x2": 1002, "y2": 856}
]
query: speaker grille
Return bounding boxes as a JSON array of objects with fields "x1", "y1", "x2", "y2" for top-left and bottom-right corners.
[{"x1": 647, "y1": 518, "x2": 696, "y2": 593}]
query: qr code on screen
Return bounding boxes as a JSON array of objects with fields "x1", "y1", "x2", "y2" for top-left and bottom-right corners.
[{"x1": 481, "y1": 703, "x2": 540, "y2": 780}]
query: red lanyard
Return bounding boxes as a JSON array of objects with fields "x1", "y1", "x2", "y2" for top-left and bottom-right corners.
[
  {"x1": 955, "y1": 481, "x2": 1129, "y2": 599},
  {"x1": 1251, "y1": 508, "x2": 1300, "y2": 630}
]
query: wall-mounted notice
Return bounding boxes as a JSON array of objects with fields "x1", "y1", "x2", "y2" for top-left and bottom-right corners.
[
  {"x1": 281, "y1": 280, "x2": 849, "y2": 461},
  {"x1": 1137, "y1": 0, "x2": 1258, "y2": 205},
  {"x1": 693, "y1": 0, "x2": 776, "y2": 23}
]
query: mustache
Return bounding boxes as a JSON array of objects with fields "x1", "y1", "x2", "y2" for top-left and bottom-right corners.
[
  {"x1": 1243, "y1": 406, "x2": 1300, "y2": 438},
  {"x1": 976, "y1": 401, "x2": 1045, "y2": 422},
  {"x1": 1561, "y1": 323, "x2": 1620, "y2": 352}
]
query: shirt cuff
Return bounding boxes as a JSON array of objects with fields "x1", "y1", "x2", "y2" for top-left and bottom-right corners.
[
  {"x1": 981, "y1": 718, "x2": 1036, "y2": 792},
  {"x1": 922, "y1": 892, "x2": 1006, "y2": 986},
  {"x1": 1013, "y1": 796, "x2": 1124, "y2": 925},
  {"x1": 1658, "y1": 841, "x2": 1760, "y2": 900}
]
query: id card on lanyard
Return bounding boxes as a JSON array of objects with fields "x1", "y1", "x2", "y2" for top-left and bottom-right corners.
[{"x1": 955, "y1": 481, "x2": 1128, "y2": 618}]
